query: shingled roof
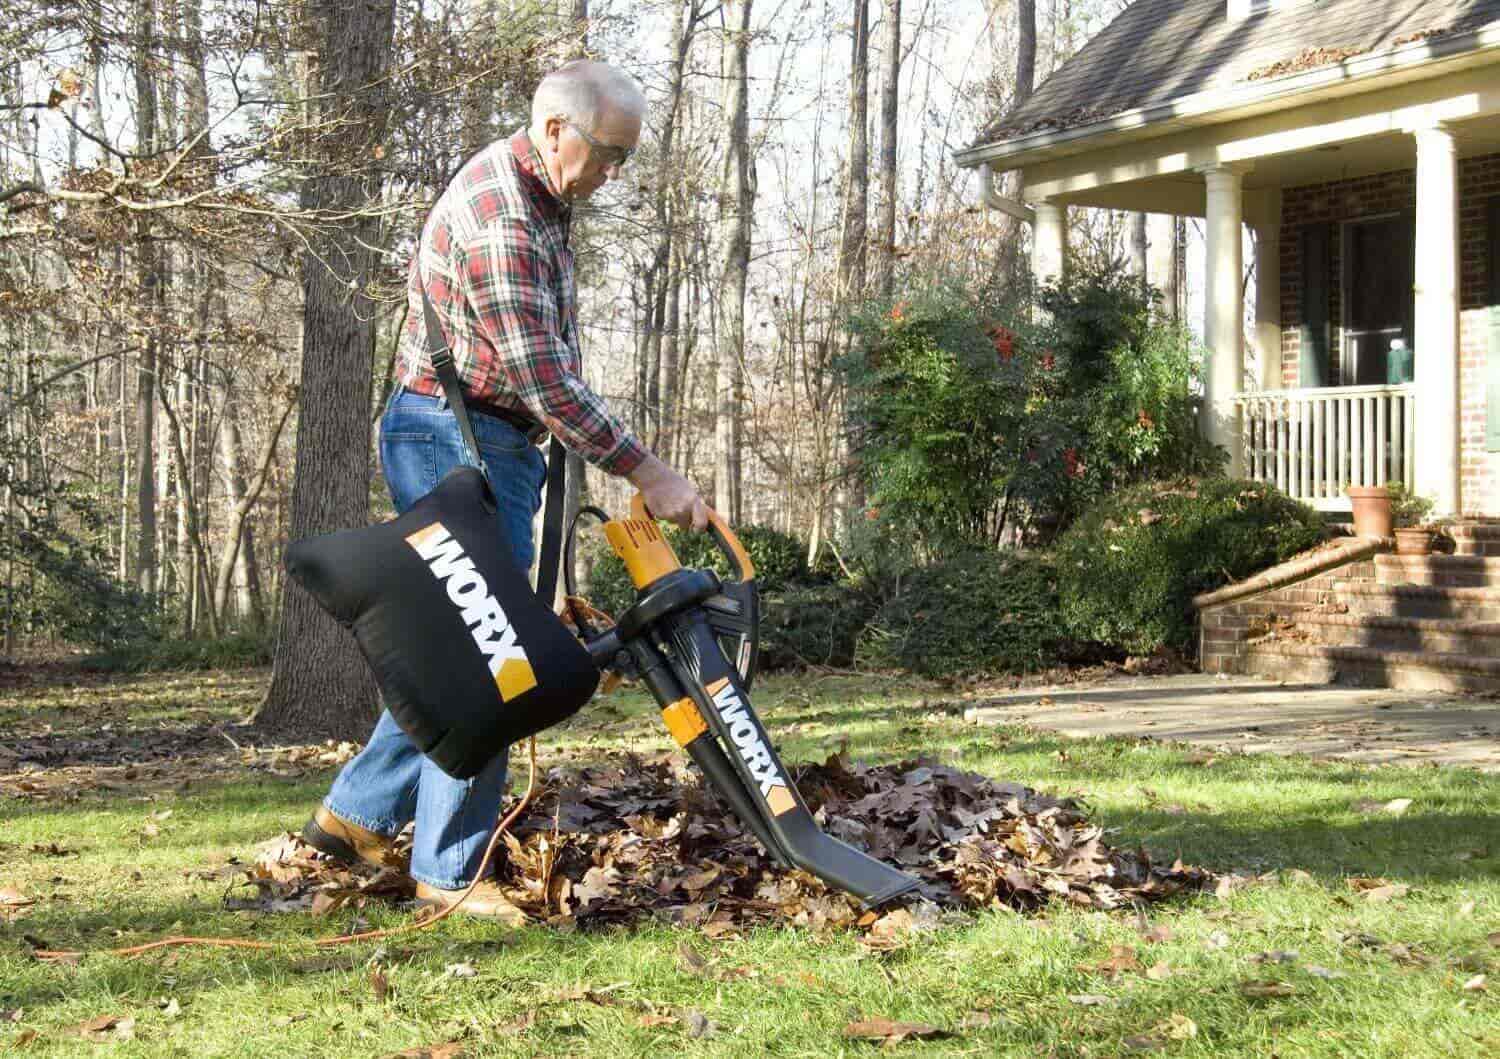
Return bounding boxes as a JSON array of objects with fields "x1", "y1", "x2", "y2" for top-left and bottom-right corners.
[{"x1": 973, "y1": 0, "x2": 1500, "y2": 149}]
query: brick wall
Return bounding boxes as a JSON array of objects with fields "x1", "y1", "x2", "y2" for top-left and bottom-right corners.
[{"x1": 1278, "y1": 153, "x2": 1500, "y2": 515}]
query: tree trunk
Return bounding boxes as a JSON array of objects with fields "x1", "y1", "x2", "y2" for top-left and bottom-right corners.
[
  {"x1": 133, "y1": 0, "x2": 160, "y2": 596},
  {"x1": 1130, "y1": 211, "x2": 1148, "y2": 285},
  {"x1": 875, "y1": 0, "x2": 900, "y2": 299},
  {"x1": 257, "y1": 0, "x2": 397, "y2": 740},
  {"x1": 651, "y1": 0, "x2": 696, "y2": 455},
  {"x1": 1016, "y1": 0, "x2": 1037, "y2": 109},
  {"x1": 838, "y1": 0, "x2": 870, "y2": 516},
  {"x1": 715, "y1": 0, "x2": 754, "y2": 525},
  {"x1": 838, "y1": 0, "x2": 870, "y2": 303},
  {"x1": 215, "y1": 386, "x2": 293, "y2": 628},
  {"x1": 1148, "y1": 212, "x2": 1181, "y2": 321}
]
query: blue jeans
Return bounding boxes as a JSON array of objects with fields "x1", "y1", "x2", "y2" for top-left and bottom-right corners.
[{"x1": 323, "y1": 388, "x2": 547, "y2": 889}]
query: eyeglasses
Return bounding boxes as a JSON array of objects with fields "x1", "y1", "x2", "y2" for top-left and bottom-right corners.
[{"x1": 564, "y1": 120, "x2": 634, "y2": 169}]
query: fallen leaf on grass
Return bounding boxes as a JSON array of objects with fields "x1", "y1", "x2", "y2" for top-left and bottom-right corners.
[
  {"x1": 1067, "y1": 994, "x2": 1113, "y2": 1006},
  {"x1": 370, "y1": 967, "x2": 390, "y2": 1002},
  {"x1": 843, "y1": 1017, "x2": 947, "y2": 1043},
  {"x1": 1355, "y1": 798, "x2": 1412, "y2": 815},
  {"x1": 1138, "y1": 923, "x2": 1174, "y2": 944},
  {"x1": 1239, "y1": 980, "x2": 1296, "y2": 998},
  {"x1": 677, "y1": 941, "x2": 709, "y2": 975},
  {"x1": 310, "y1": 891, "x2": 346, "y2": 917},
  {"x1": 444, "y1": 963, "x2": 478, "y2": 979},
  {"x1": 158, "y1": 998, "x2": 181, "y2": 1019},
  {"x1": 1464, "y1": 974, "x2": 1488, "y2": 992},
  {"x1": 1488, "y1": 932, "x2": 1500, "y2": 949},
  {"x1": 1, "y1": 1009, "x2": 21, "y2": 1023},
  {"x1": 72, "y1": 1014, "x2": 135, "y2": 1041},
  {"x1": 683, "y1": 1010, "x2": 718, "y2": 1039},
  {"x1": 1205, "y1": 931, "x2": 1230, "y2": 950},
  {"x1": 1384, "y1": 942, "x2": 1432, "y2": 967},
  {"x1": 1248, "y1": 950, "x2": 1299, "y2": 965},
  {"x1": 1361, "y1": 884, "x2": 1410, "y2": 904},
  {"x1": 637, "y1": 1013, "x2": 678, "y2": 1029},
  {"x1": 14, "y1": 1029, "x2": 38, "y2": 1048},
  {"x1": 29, "y1": 843, "x2": 77, "y2": 858},
  {"x1": 381, "y1": 1043, "x2": 466, "y2": 1059},
  {"x1": 0, "y1": 887, "x2": 35, "y2": 922},
  {"x1": 1158, "y1": 1013, "x2": 1198, "y2": 1039},
  {"x1": 1145, "y1": 961, "x2": 1173, "y2": 981},
  {"x1": 495, "y1": 1011, "x2": 536, "y2": 1035},
  {"x1": 1306, "y1": 965, "x2": 1344, "y2": 979},
  {"x1": 1079, "y1": 945, "x2": 1143, "y2": 977}
]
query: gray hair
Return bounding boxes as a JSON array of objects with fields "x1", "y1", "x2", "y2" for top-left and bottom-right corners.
[{"x1": 531, "y1": 60, "x2": 645, "y2": 133}]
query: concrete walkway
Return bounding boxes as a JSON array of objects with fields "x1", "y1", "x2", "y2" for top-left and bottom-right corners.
[{"x1": 962, "y1": 674, "x2": 1500, "y2": 771}]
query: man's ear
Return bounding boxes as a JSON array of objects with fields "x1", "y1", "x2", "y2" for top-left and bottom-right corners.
[{"x1": 543, "y1": 116, "x2": 565, "y2": 152}]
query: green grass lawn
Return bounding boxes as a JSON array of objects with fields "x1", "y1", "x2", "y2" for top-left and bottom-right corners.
[{"x1": 2, "y1": 666, "x2": 1497, "y2": 1057}]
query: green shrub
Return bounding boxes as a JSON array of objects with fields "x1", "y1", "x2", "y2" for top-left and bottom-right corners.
[
  {"x1": 1055, "y1": 477, "x2": 1326, "y2": 655},
  {"x1": 857, "y1": 550, "x2": 1070, "y2": 677},
  {"x1": 843, "y1": 268, "x2": 1223, "y2": 549},
  {"x1": 82, "y1": 631, "x2": 272, "y2": 673},
  {"x1": 760, "y1": 584, "x2": 879, "y2": 671}
]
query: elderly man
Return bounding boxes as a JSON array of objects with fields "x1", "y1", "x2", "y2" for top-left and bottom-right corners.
[{"x1": 300, "y1": 60, "x2": 708, "y2": 916}]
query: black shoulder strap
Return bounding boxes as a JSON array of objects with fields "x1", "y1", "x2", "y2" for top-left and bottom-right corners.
[
  {"x1": 418, "y1": 276, "x2": 567, "y2": 605},
  {"x1": 420, "y1": 286, "x2": 485, "y2": 475},
  {"x1": 536, "y1": 436, "x2": 566, "y2": 607}
]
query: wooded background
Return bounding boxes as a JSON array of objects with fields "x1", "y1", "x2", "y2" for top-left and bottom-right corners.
[{"x1": 0, "y1": 0, "x2": 1177, "y2": 680}]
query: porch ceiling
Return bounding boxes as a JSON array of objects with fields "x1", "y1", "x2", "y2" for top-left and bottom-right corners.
[{"x1": 1052, "y1": 112, "x2": 1500, "y2": 218}]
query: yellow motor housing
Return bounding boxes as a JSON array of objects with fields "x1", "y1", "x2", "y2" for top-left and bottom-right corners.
[{"x1": 603, "y1": 518, "x2": 683, "y2": 590}]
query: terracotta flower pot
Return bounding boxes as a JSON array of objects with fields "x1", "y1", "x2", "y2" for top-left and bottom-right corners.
[
  {"x1": 1393, "y1": 527, "x2": 1436, "y2": 555},
  {"x1": 1346, "y1": 485, "x2": 1393, "y2": 539}
]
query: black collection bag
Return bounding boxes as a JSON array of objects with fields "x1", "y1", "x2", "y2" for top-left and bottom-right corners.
[{"x1": 284, "y1": 281, "x2": 598, "y2": 779}]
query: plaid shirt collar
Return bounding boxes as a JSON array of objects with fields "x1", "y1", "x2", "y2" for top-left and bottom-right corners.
[{"x1": 511, "y1": 130, "x2": 571, "y2": 225}]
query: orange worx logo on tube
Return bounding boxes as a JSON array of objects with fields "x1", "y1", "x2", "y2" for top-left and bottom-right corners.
[{"x1": 706, "y1": 677, "x2": 797, "y2": 816}]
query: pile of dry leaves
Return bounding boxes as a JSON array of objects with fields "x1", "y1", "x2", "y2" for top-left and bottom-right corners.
[{"x1": 232, "y1": 752, "x2": 1212, "y2": 935}]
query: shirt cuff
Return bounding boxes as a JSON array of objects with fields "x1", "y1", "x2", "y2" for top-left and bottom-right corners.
[{"x1": 592, "y1": 433, "x2": 648, "y2": 477}]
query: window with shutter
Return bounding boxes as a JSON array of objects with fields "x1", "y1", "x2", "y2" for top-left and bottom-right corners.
[
  {"x1": 1299, "y1": 224, "x2": 1331, "y2": 387},
  {"x1": 1487, "y1": 197, "x2": 1500, "y2": 451}
]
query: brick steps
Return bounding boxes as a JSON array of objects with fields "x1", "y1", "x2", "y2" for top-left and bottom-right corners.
[
  {"x1": 1290, "y1": 611, "x2": 1500, "y2": 655},
  {"x1": 1332, "y1": 581, "x2": 1500, "y2": 620},
  {"x1": 1199, "y1": 522, "x2": 1500, "y2": 692},
  {"x1": 1375, "y1": 554, "x2": 1500, "y2": 587},
  {"x1": 1449, "y1": 522, "x2": 1500, "y2": 557},
  {"x1": 1244, "y1": 641, "x2": 1500, "y2": 694}
]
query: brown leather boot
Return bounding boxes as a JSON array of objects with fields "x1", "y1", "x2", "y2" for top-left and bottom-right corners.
[
  {"x1": 301, "y1": 806, "x2": 401, "y2": 869},
  {"x1": 415, "y1": 880, "x2": 526, "y2": 924}
]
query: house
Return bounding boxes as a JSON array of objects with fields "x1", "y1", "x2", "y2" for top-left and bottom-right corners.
[
  {"x1": 957, "y1": 0, "x2": 1500, "y2": 519},
  {"x1": 958, "y1": 0, "x2": 1500, "y2": 692}
]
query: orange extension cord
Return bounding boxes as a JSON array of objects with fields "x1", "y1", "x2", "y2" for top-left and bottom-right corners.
[{"x1": 32, "y1": 738, "x2": 540, "y2": 963}]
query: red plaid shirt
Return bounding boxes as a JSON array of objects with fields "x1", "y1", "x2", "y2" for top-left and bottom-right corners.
[{"x1": 397, "y1": 130, "x2": 646, "y2": 476}]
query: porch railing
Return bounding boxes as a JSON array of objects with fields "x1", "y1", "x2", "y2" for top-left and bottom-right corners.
[{"x1": 1234, "y1": 384, "x2": 1416, "y2": 509}]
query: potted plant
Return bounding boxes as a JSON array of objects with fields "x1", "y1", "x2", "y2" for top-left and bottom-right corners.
[
  {"x1": 1346, "y1": 483, "x2": 1392, "y2": 540},
  {"x1": 1386, "y1": 480, "x2": 1437, "y2": 555}
]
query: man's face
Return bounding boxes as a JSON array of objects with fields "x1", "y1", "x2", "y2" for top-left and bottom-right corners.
[{"x1": 545, "y1": 105, "x2": 641, "y2": 202}]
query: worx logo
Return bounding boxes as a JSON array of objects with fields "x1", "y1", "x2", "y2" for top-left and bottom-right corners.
[
  {"x1": 404, "y1": 522, "x2": 537, "y2": 701},
  {"x1": 707, "y1": 677, "x2": 797, "y2": 816}
]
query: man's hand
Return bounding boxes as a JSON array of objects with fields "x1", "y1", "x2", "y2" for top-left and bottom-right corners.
[{"x1": 626, "y1": 453, "x2": 710, "y2": 532}]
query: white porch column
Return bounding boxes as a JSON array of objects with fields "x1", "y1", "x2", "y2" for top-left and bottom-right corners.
[
  {"x1": 1252, "y1": 189, "x2": 1283, "y2": 390},
  {"x1": 1032, "y1": 200, "x2": 1068, "y2": 287},
  {"x1": 1202, "y1": 163, "x2": 1251, "y2": 477},
  {"x1": 1412, "y1": 121, "x2": 1462, "y2": 515}
]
